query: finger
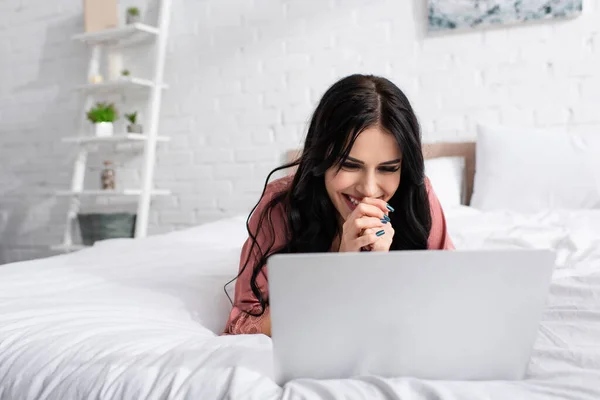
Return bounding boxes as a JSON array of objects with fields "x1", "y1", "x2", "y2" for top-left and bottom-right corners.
[
  {"x1": 371, "y1": 240, "x2": 390, "y2": 252},
  {"x1": 362, "y1": 227, "x2": 376, "y2": 237},
  {"x1": 350, "y1": 203, "x2": 387, "y2": 220},
  {"x1": 355, "y1": 229, "x2": 384, "y2": 248},
  {"x1": 353, "y1": 217, "x2": 388, "y2": 235},
  {"x1": 359, "y1": 197, "x2": 393, "y2": 215},
  {"x1": 378, "y1": 223, "x2": 394, "y2": 236},
  {"x1": 370, "y1": 225, "x2": 394, "y2": 251}
]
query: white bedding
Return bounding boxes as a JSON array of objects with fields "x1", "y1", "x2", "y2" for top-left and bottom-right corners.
[{"x1": 1, "y1": 207, "x2": 600, "y2": 399}]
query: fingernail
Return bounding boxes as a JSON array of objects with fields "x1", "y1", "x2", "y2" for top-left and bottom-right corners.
[
  {"x1": 380, "y1": 218, "x2": 388, "y2": 224},
  {"x1": 376, "y1": 230, "x2": 385, "y2": 237},
  {"x1": 382, "y1": 214, "x2": 390, "y2": 222},
  {"x1": 386, "y1": 203, "x2": 395, "y2": 212}
]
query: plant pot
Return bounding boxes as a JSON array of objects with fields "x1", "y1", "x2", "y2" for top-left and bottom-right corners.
[
  {"x1": 77, "y1": 213, "x2": 136, "y2": 246},
  {"x1": 95, "y1": 122, "x2": 114, "y2": 137},
  {"x1": 126, "y1": 14, "x2": 140, "y2": 24},
  {"x1": 127, "y1": 124, "x2": 143, "y2": 133}
]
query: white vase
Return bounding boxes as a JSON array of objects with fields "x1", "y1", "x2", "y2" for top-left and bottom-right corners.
[
  {"x1": 126, "y1": 14, "x2": 140, "y2": 24},
  {"x1": 95, "y1": 122, "x2": 114, "y2": 137},
  {"x1": 127, "y1": 124, "x2": 143, "y2": 133},
  {"x1": 107, "y1": 52, "x2": 123, "y2": 81}
]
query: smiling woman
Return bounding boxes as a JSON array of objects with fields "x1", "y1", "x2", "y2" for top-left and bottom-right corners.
[
  {"x1": 223, "y1": 74, "x2": 454, "y2": 336},
  {"x1": 325, "y1": 126, "x2": 403, "y2": 252}
]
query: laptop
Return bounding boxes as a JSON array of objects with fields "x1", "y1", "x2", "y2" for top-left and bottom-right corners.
[{"x1": 267, "y1": 249, "x2": 554, "y2": 384}]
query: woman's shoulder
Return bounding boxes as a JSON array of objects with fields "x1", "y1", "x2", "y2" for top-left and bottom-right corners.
[
  {"x1": 263, "y1": 174, "x2": 294, "y2": 198},
  {"x1": 251, "y1": 174, "x2": 293, "y2": 218},
  {"x1": 424, "y1": 175, "x2": 433, "y2": 190},
  {"x1": 248, "y1": 174, "x2": 293, "y2": 236}
]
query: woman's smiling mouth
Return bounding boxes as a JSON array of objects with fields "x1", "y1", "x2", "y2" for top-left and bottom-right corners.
[{"x1": 342, "y1": 194, "x2": 362, "y2": 211}]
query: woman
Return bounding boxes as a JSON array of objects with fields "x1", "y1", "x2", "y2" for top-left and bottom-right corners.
[{"x1": 223, "y1": 74, "x2": 454, "y2": 336}]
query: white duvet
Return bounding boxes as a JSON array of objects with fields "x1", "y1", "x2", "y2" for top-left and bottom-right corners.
[{"x1": 1, "y1": 207, "x2": 599, "y2": 399}]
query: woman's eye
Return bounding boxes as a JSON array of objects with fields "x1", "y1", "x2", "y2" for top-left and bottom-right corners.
[
  {"x1": 341, "y1": 162, "x2": 360, "y2": 170},
  {"x1": 379, "y1": 166, "x2": 400, "y2": 173}
]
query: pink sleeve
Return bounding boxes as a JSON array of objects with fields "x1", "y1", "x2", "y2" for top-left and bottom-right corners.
[
  {"x1": 222, "y1": 178, "x2": 289, "y2": 335},
  {"x1": 425, "y1": 177, "x2": 455, "y2": 250}
]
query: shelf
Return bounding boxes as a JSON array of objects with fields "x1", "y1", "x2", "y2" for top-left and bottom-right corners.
[
  {"x1": 75, "y1": 77, "x2": 168, "y2": 94},
  {"x1": 55, "y1": 189, "x2": 171, "y2": 197},
  {"x1": 72, "y1": 23, "x2": 160, "y2": 46},
  {"x1": 50, "y1": 244, "x2": 87, "y2": 252},
  {"x1": 62, "y1": 134, "x2": 170, "y2": 145}
]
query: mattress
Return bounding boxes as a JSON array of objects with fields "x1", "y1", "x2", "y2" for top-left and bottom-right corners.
[{"x1": 0, "y1": 207, "x2": 599, "y2": 399}]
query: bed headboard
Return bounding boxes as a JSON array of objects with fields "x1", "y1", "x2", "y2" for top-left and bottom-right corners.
[
  {"x1": 286, "y1": 141, "x2": 476, "y2": 205},
  {"x1": 422, "y1": 142, "x2": 476, "y2": 206}
]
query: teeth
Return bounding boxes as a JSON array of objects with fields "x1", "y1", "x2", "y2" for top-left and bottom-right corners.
[{"x1": 347, "y1": 195, "x2": 360, "y2": 205}]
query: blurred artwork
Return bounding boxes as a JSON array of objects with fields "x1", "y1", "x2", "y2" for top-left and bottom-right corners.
[
  {"x1": 84, "y1": 0, "x2": 118, "y2": 33},
  {"x1": 428, "y1": 0, "x2": 583, "y2": 32}
]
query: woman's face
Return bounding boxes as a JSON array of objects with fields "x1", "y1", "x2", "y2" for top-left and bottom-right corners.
[{"x1": 324, "y1": 126, "x2": 402, "y2": 221}]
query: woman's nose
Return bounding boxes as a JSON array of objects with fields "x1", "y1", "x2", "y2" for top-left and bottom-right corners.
[{"x1": 358, "y1": 173, "x2": 378, "y2": 198}]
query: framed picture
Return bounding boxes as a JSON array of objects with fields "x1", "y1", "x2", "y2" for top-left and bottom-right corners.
[
  {"x1": 428, "y1": 0, "x2": 583, "y2": 32},
  {"x1": 84, "y1": 0, "x2": 119, "y2": 33}
]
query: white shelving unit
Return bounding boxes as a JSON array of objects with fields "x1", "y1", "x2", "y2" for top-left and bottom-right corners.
[
  {"x1": 75, "y1": 77, "x2": 168, "y2": 94},
  {"x1": 53, "y1": 1, "x2": 172, "y2": 252},
  {"x1": 55, "y1": 189, "x2": 171, "y2": 197},
  {"x1": 50, "y1": 244, "x2": 87, "y2": 252},
  {"x1": 61, "y1": 134, "x2": 170, "y2": 145},
  {"x1": 72, "y1": 23, "x2": 160, "y2": 46}
]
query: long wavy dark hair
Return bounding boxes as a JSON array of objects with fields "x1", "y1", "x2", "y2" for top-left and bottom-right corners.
[{"x1": 225, "y1": 74, "x2": 432, "y2": 317}]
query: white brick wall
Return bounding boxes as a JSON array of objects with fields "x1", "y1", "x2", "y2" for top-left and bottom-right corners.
[{"x1": 1, "y1": 0, "x2": 599, "y2": 263}]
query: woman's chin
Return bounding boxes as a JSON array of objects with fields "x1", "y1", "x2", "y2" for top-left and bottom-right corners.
[{"x1": 333, "y1": 207, "x2": 349, "y2": 224}]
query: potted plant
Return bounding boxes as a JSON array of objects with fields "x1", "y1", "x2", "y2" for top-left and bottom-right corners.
[
  {"x1": 121, "y1": 69, "x2": 131, "y2": 79},
  {"x1": 87, "y1": 102, "x2": 118, "y2": 137},
  {"x1": 126, "y1": 7, "x2": 140, "y2": 24},
  {"x1": 125, "y1": 111, "x2": 143, "y2": 133}
]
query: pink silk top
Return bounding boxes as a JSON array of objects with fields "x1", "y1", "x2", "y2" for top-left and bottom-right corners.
[{"x1": 223, "y1": 175, "x2": 455, "y2": 335}]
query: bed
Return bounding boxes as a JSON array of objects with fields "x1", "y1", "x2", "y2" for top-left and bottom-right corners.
[{"x1": 1, "y1": 125, "x2": 600, "y2": 399}]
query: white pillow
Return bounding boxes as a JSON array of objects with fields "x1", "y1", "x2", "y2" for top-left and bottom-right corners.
[
  {"x1": 425, "y1": 156, "x2": 465, "y2": 208},
  {"x1": 471, "y1": 124, "x2": 600, "y2": 212}
]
